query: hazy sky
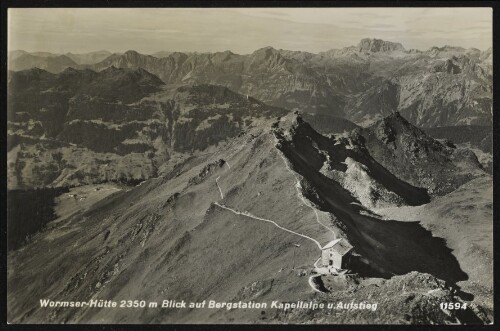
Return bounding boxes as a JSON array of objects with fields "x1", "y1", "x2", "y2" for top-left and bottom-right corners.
[{"x1": 8, "y1": 8, "x2": 492, "y2": 54}]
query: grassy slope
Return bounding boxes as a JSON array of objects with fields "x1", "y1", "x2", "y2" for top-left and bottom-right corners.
[{"x1": 7, "y1": 125, "x2": 330, "y2": 323}]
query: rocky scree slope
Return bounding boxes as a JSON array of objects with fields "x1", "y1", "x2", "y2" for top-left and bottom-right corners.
[{"x1": 359, "y1": 112, "x2": 484, "y2": 196}]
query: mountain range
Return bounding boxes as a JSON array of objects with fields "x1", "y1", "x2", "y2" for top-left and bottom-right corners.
[
  {"x1": 9, "y1": 38, "x2": 493, "y2": 128},
  {"x1": 8, "y1": 61, "x2": 491, "y2": 190}
]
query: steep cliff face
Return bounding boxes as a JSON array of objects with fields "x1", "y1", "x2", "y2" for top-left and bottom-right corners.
[
  {"x1": 357, "y1": 38, "x2": 406, "y2": 53},
  {"x1": 360, "y1": 113, "x2": 484, "y2": 196}
]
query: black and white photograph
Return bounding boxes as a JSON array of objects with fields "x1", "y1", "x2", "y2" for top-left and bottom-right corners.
[{"x1": 5, "y1": 5, "x2": 494, "y2": 325}]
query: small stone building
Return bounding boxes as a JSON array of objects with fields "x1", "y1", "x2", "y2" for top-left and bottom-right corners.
[{"x1": 321, "y1": 238, "x2": 353, "y2": 269}]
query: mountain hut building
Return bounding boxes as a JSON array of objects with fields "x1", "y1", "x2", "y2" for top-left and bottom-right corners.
[{"x1": 321, "y1": 238, "x2": 353, "y2": 269}]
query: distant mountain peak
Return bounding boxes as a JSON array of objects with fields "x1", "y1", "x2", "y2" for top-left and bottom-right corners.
[
  {"x1": 124, "y1": 50, "x2": 140, "y2": 55},
  {"x1": 252, "y1": 46, "x2": 280, "y2": 57},
  {"x1": 357, "y1": 38, "x2": 406, "y2": 53},
  {"x1": 425, "y1": 45, "x2": 468, "y2": 57},
  {"x1": 377, "y1": 111, "x2": 413, "y2": 129},
  {"x1": 99, "y1": 65, "x2": 161, "y2": 80},
  {"x1": 249, "y1": 46, "x2": 288, "y2": 67},
  {"x1": 51, "y1": 54, "x2": 77, "y2": 62},
  {"x1": 122, "y1": 50, "x2": 147, "y2": 60},
  {"x1": 256, "y1": 46, "x2": 276, "y2": 51},
  {"x1": 440, "y1": 45, "x2": 465, "y2": 51}
]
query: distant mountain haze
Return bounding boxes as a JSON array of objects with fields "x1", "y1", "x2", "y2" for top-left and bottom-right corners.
[{"x1": 8, "y1": 38, "x2": 492, "y2": 128}]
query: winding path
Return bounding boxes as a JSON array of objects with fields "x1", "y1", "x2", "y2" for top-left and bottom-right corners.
[
  {"x1": 214, "y1": 202, "x2": 322, "y2": 250},
  {"x1": 211, "y1": 145, "x2": 339, "y2": 292},
  {"x1": 299, "y1": 191, "x2": 336, "y2": 239},
  {"x1": 277, "y1": 151, "x2": 337, "y2": 240},
  {"x1": 215, "y1": 176, "x2": 224, "y2": 199}
]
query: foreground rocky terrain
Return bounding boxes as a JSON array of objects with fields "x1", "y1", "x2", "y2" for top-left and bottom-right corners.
[{"x1": 7, "y1": 113, "x2": 492, "y2": 324}]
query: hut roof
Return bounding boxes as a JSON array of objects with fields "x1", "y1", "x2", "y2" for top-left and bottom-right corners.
[{"x1": 322, "y1": 238, "x2": 353, "y2": 256}]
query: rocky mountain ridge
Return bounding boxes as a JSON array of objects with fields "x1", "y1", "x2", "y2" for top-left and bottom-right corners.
[{"x1": 9, "y1": 38, "x2": 492, "y2": 128}]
